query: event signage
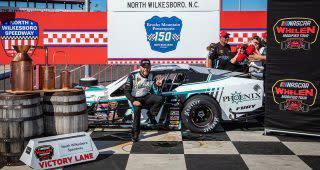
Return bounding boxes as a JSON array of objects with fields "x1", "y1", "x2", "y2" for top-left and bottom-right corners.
[
  {"x1": 108, "y1": 0, "x2": 219, "y2": 62},
  {"x1": 266, "y1": 0, "x2": 320, "y2": 136},
  {"x1": 20, "y1": 132, "x2": 99, "y2": 170},
  {"x1": 108, "y1": 0, "x2": 219, "y2": 12},
  {"x1": 272, "y1": 79, "x2": 317, "y2": 112},
  {"x1": 145, "y1": 16, "x2": 183, "y2": 53},
  {"x1": 273, "y1": 17, "x2": 319, "y2": 50},
  {"x1": 0, "y1": 18, "x2": 39, "y2": 57}
]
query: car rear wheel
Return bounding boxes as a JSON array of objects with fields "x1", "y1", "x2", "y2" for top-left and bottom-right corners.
[{"x1": 181, "y1": 95, "x2": 220, "y2": 133}]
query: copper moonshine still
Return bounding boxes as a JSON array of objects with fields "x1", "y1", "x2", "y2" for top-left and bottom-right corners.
[
  {"x1": 53, "y1": 51, "x2": 71, "y2": 89},
  {"x1": 10, "y1": 45, "x2": 34, "y2": 91},
  {"x1": 39, "y1": 47, "x2": 55, "y2": 90}
]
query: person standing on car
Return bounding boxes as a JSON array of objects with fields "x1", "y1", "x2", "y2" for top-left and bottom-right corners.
[
  {"x1": 206, "y1": 31, "x2": 232, "y2": 69},
  {"x1": 124, "y1": 59, "x2": 164, "y2": 142}
]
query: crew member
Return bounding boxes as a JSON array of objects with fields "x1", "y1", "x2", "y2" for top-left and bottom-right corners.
[
  {"x1": 124, "y1": 59, "x2": 164, "y2": 142},
  {"x1": 225, "y1": 44, "x2": 249, "y2": 72},
  {"x1": 207, "y1": 31, "x2": 232, "y2": 69}
]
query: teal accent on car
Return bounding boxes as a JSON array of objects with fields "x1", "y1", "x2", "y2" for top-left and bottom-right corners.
[{"x1": 85, "y1": 87, "x2": 105, "y2": 92}]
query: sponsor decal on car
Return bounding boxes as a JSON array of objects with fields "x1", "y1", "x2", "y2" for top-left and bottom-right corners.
[
  {"x1": 223, "y1": 91, "x2": 262, "y2": 104},
  {"x1": 273, "y1": 17, "x2": 319, "y2": 50},
  {"x1": 145, "y1": 16, "x2": 183, "y2": 53},
  {"x1": 272, "y1": 79, "x2": 317, "y2": 112},
  {"x1": 236, "y1": 104, "x2": 256, "y2": 111}
]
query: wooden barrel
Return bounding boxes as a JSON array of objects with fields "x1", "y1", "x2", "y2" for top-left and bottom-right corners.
[
  {"x1": 0, "y1": 93, "x2": 43, "y2": 164},
  {"x1": 43, "y1": 89, "x2": 88, "y2": 136}
]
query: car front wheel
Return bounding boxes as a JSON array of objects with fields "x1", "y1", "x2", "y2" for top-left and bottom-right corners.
[{"x1": 181, "y1": 95, "x2": 220, "y2": 133}]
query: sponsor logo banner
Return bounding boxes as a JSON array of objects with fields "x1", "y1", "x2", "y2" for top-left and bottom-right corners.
[
  {"x1": 145, "y1": 16, "x2": 182, "y2": 53},
  {"x1": 273, "y1": 17, "x2": 319, "y2": 50},
  {"x1": 272, "y1": 79, "x2": 317, "y2": 112},
  {"x1": 0, "y1": 18, "x2": 39, "y2": 57}
]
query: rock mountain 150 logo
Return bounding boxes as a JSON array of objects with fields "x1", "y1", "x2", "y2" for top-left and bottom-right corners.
[
  {"x1": 272, "y1": 79, "x2": 318, "y2": 112},
  {"x1": 0, "y1": 18, "x2": 39, "y2": 57},
  {"x1": 145, "y1": 16, "x2": 182, "y2": 53},
  {"x1": 273, "y1": 17, "x2": 319, "y2": 50}
]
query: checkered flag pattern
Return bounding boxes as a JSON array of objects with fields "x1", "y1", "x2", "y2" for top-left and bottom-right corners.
[
  {"x1": 227, "y1": 31, "x2": 265, "y2": 45},
  {"x1": 43, "y1": 31, "x2": 108, "y2": 46},
  {"x1": 107, "y1": 60, "x2": 206, "y2": 65},
  {"x1": 1, "y1": 36, "x2": 37, "y2": 57},
  {"x1": 1, "y1": 36, "x2": 38, "y2": 40}
]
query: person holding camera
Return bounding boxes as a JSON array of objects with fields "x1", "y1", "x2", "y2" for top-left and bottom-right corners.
[
  {"x1": 207, "y1": 31, "x2": 232, "y2": 69},
  {"x1": 124, "y1": 59, "x2": 164, "y2": 142}
]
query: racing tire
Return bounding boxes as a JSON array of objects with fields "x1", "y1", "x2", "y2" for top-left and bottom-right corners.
[{"x1": 181, "y1": 95, "x2": 220, "y2": 133}]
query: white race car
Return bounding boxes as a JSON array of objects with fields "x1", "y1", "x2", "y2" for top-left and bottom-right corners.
[{"x1": 82, "y1": 64, "x2": 264, "y2": 133}]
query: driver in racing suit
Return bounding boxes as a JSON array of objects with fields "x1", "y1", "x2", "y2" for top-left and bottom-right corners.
[{"x1": 124, "y1": 59, "x2": 164, "y2": 142}]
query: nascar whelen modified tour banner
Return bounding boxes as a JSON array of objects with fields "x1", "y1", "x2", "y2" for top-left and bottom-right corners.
[{"x1": 265, "y1": 0, "x2": 320, "y2": 135}]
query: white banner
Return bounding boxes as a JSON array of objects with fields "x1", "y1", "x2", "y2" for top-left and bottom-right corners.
[
  {"x1": 108, "y1": 12, "x2": 219, "y2": 61},
  {"x1": 108, "y1": 0, "x2": 220, "y2": 12}
]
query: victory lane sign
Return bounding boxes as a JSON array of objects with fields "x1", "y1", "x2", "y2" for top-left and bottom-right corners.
[{"x1": 20, "y1": 132, "x2": 99, "y2": 169}]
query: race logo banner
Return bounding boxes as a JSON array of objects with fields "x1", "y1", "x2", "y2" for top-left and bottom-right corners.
[
  {"x1": 0, "y1": 18, "x2": 39, "y2": 57},
  {"x1": 145, "y1": 16, "x2": 182, "y2": 53},
  {"x1": 273, "y1": 17, "x2": 319, "y2": 50},
  {"x1": 34, "y1": 145, "x2": 54, "y2": 161},
  {"x1": 272, "y1": 79, "x2": 317, "y2": 112}
]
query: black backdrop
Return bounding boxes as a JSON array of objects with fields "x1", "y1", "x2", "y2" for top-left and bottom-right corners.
[{"x1": 265, "y1": 0, "x2": 320, "y2": 134}]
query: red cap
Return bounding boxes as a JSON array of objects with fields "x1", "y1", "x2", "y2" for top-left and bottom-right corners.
[
  {"x1": 220, "y1": 31, "x2": 230, "y2": 38},
  {"x1": 236, "y1": 54, "x2": 247, "y2": 62},
  {"x1": 262, "y1": 32, "x2": 267, "y2": 39}
]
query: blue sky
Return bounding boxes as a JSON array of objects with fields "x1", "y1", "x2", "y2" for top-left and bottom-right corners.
[{"x1": 222, "y1": 0, "x2": 267, "y2": 11}]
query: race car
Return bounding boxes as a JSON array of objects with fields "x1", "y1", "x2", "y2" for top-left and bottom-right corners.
[{"x1": 82, "y1": 64, "x2": 264, "y2": 133}]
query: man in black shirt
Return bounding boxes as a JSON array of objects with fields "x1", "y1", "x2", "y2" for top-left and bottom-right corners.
[
  {"x1": 207, "y1": 31, "x2": 232, "y2": 69},
  {"x1": 124, "y1": 59, "x2": 164, "y2": 142}
]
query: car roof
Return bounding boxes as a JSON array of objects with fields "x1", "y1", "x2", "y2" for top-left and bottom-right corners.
[{"x1": 133, "y1": 64, "x2": 211, "y2": 74}]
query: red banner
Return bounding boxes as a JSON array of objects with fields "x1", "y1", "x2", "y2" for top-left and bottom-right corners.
[{"x1": 0, "y1": 12, "x2": 107, "y2": 64}]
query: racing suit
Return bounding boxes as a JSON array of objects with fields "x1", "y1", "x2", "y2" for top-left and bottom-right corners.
[
  {"x1": 124, "y1": 72, "x2": 163, "y2": 138},
  {"x1": 208, "y1": 43, "x2": 232, "y2": 69}
]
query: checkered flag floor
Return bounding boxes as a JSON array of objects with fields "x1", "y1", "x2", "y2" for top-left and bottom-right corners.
[{"x1": 2, "y1": 122, "x2": 320, "y2": 170}]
